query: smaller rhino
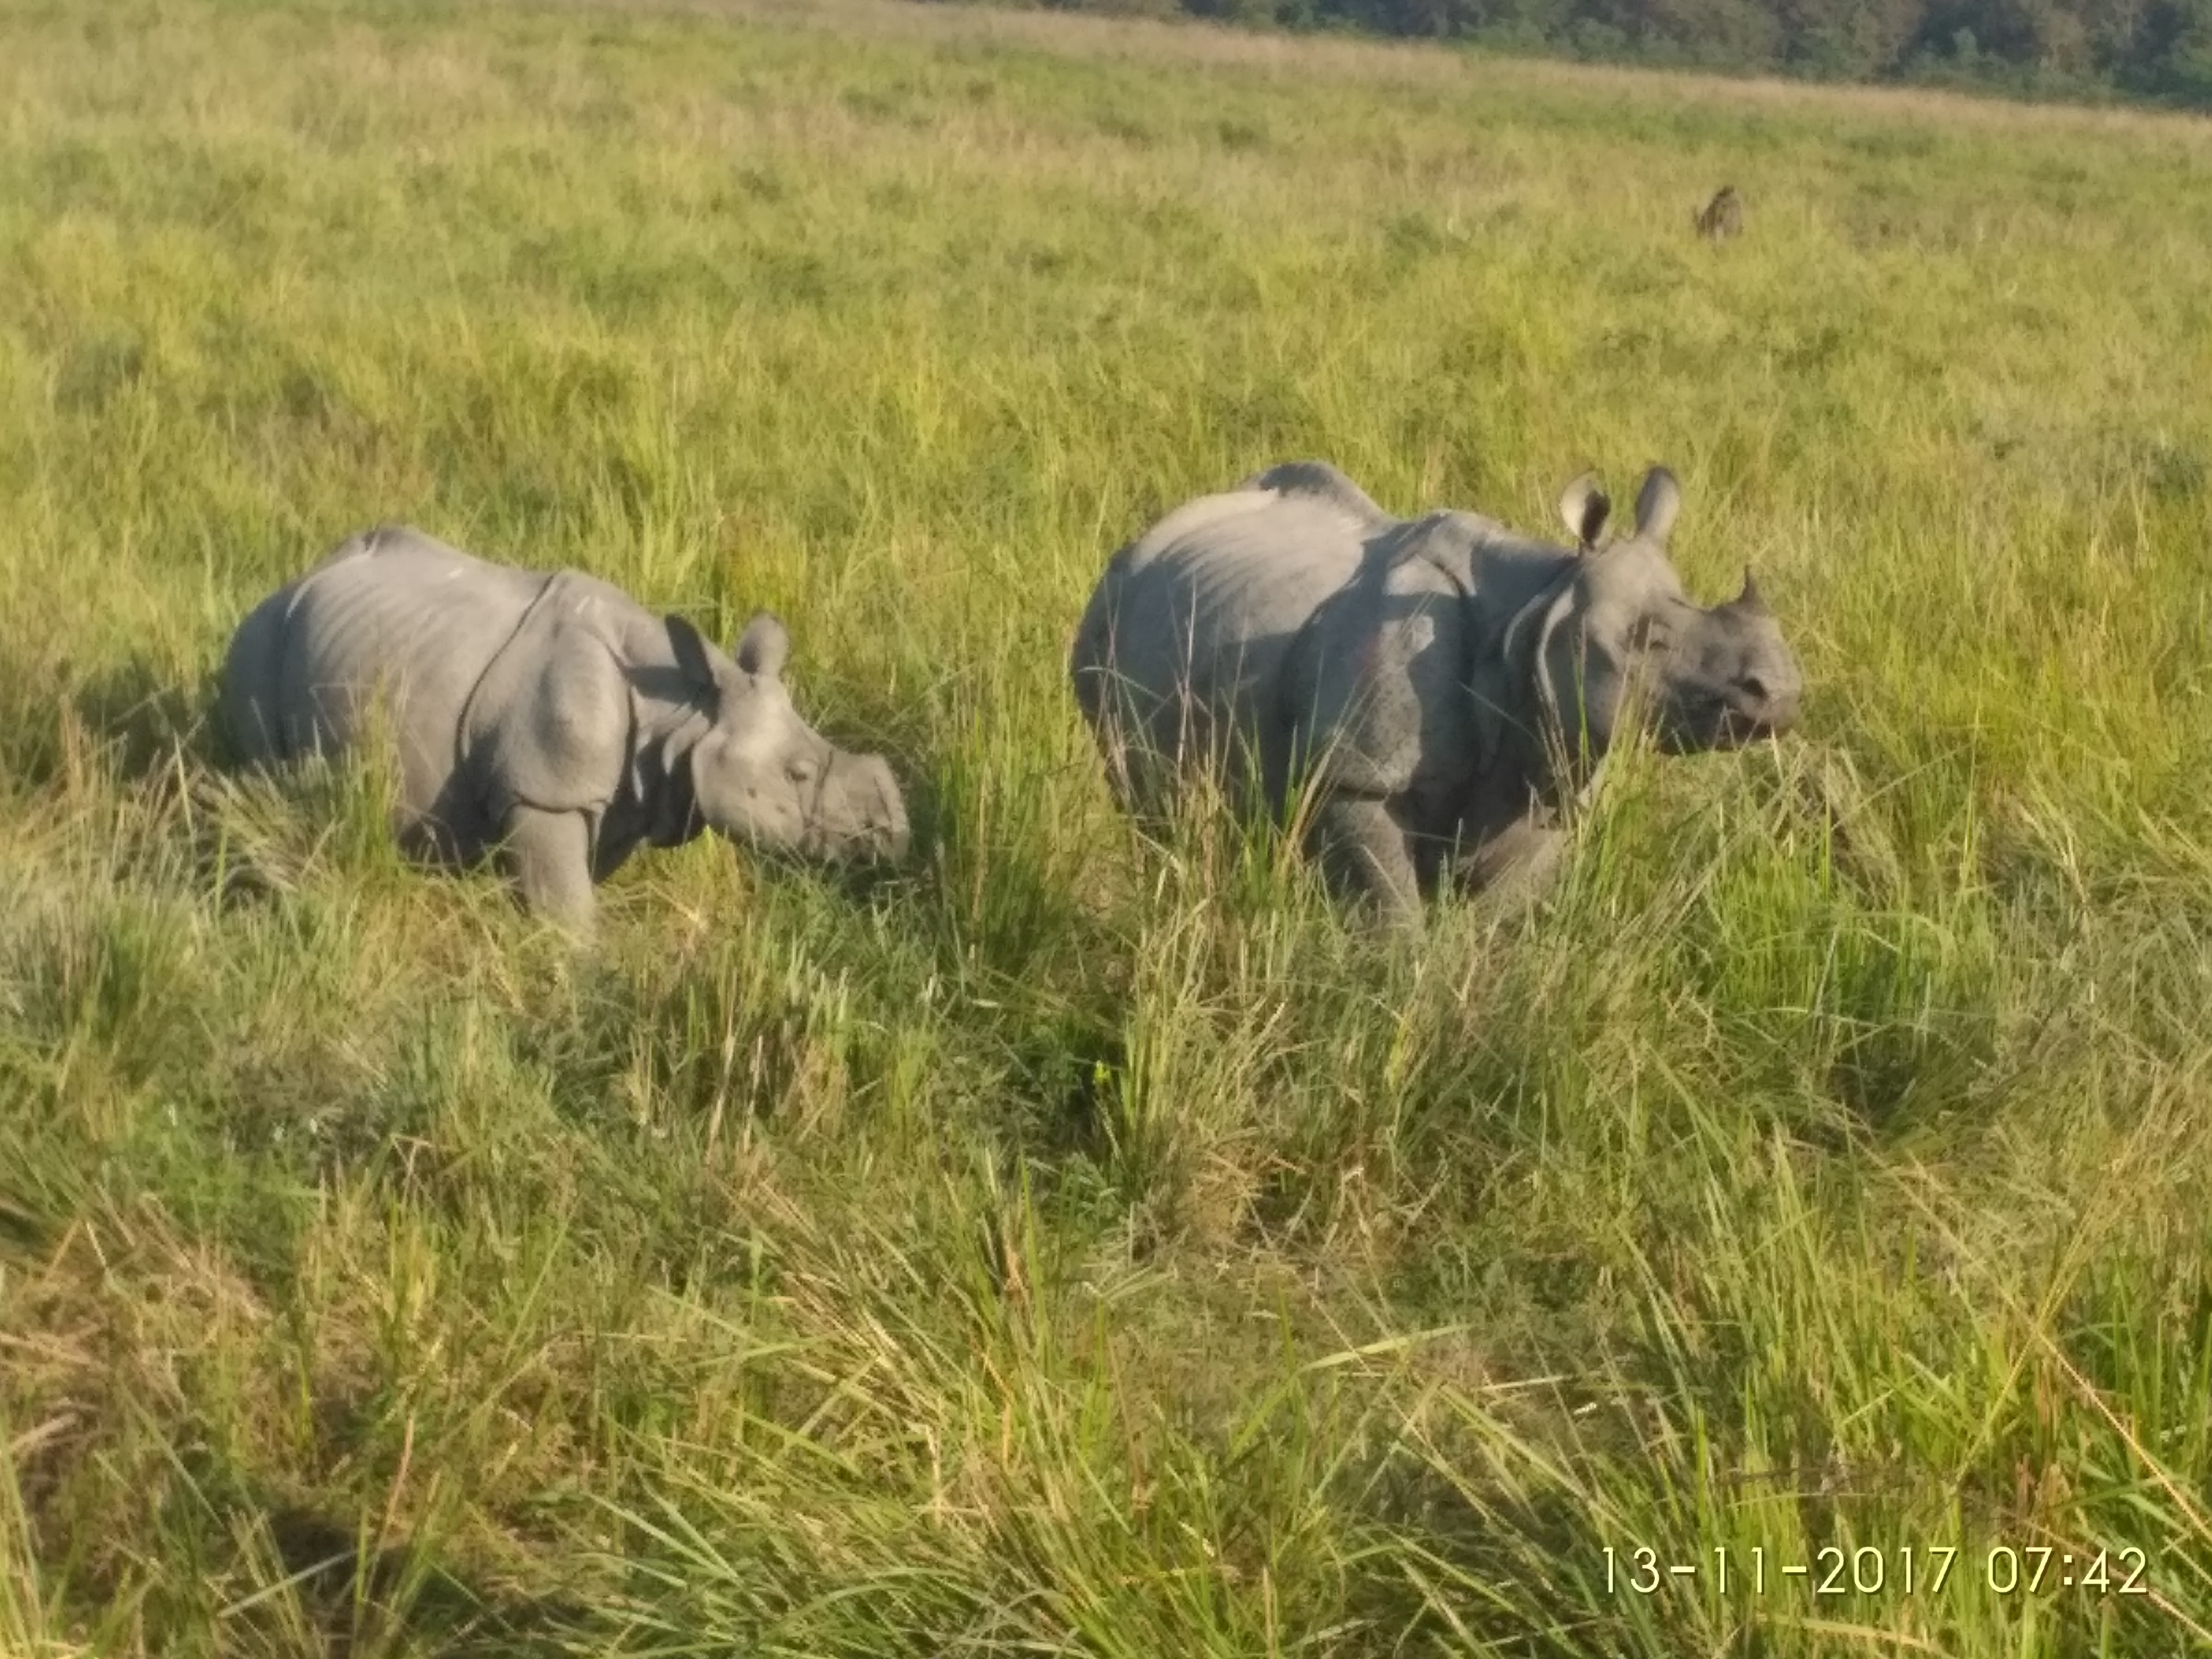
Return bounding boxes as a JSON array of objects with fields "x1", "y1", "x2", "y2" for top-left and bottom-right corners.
[
  {"x1": 1070, "y1": 461, "x2": 1802, "y2": 920},
  {"x1": 220, "y1": 526, "x2": 910, "y2": 931},
  {"x1": 1695, "y1": 185, "x2": 1745, "y2": 241}
]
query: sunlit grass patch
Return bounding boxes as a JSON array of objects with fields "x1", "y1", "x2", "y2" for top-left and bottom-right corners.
[{"x1": 2, "y1": 0, "x2": 2210, "y2": 1650}]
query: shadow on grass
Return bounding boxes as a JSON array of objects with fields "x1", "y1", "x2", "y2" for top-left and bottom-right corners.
[
  {"x1": 253, "y1": 1503, "x2": 594, "y2": 1658},
  {"x1": 70, "y1": 656, "x2": 223, "y2": 782},
  {"x1": 1006, "y1": 1003, "x2": 1128, "y2": 1167},
  {"x1": 0, "y1": 652, "x2": 213, "y2": 800}
]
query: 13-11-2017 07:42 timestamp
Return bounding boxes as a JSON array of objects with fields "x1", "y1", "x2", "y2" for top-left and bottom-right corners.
[{"x1": 1605, "y1": 1544, "x2": 2152, "y2": 1597}]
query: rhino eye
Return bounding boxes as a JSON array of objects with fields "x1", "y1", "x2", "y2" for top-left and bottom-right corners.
[
  {"x1": 787, "y1": 757, "x2": 821, "y2": 785},
  {"x1": 1632, "y1": 617, "x2": 1674, "y2": 652}
]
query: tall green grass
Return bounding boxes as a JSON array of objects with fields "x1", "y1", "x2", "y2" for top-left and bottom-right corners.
[{"x1": 3, "y1": 0, "x2": 2210, "y2": 1651}]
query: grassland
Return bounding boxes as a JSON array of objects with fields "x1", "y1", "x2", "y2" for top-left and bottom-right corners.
[{"x1": 3, "y1": 0, "x2": 2211, "y2": 1652}]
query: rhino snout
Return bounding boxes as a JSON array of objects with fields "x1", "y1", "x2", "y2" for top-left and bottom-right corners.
[
  {"x1": 1708, "y1": 661, "x2": 1803, "y2": 748},
  {"x1": 808, "y1": 752, "x2": 910, "y2": 864},
  {"x1": 861, "y1": 755, "x2": 911, "y2": 862},
  {"x1": 1652, "y1": 653, "x2": 1803, "y2": 753},
  {"x1": 1737, "y1": 676, "x2": 1802, "y2": 740}
]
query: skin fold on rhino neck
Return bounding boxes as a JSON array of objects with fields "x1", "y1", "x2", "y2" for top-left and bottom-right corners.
[
  {"x1": 591, "y1": 697, "x2": 713, "y2": 881},
  {"x1": 1439, "y1": 563, "x2": 1623, "y2": 904}
]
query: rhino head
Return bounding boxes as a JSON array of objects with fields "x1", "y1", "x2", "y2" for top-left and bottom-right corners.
[
  {"x1": 1497, "y1": 466, "x2": 1802, "y2": 783},
  {"x1": 667, "y1": 612, "x2": 911, "y2": 866}
]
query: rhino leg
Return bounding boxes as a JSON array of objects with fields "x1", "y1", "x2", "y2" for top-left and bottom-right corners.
[
  {"x1": 1454, "y1": 814, "x2": 1569, "y2": 918},
  {"x1": 498, "y1": 805, "x2": 597, "y2": 935},
  {"x1": 1307, "y1": 794, "x2": 1422, "y2": 922}
]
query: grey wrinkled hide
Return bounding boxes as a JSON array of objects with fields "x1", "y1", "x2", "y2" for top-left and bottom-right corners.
[
  {"x1": 1069, "y1": 460, "x2": 1802, "y2": 921},
  {"x1": 220, "y1": 526, "x2": 910, "y2": 931}
]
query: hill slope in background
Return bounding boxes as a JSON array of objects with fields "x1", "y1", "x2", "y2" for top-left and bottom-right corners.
[{"x1": 3, "y1": 0, "x2": 2210, "y2": 1651}]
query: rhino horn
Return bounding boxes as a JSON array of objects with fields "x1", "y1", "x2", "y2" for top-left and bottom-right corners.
[{"x1": 1736, "y1": 567, "x2": 1767, "y2": 613}]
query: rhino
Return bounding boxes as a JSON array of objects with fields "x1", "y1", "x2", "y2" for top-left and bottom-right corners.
[
  {"x1": 1069, "y1": 460, "x2": 1802, "y2": 919},
  {"x1": 1695, "y1": 185, "x2": 1745, "y2": 241},
  {"x1": 219, "y1": 525, "x2": 910, "y2": 929}
]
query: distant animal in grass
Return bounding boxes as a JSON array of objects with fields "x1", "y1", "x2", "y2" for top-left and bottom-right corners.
[
  {"x1": 220, "y1": 525, "x2": 910, "y2": 932},
  {"x1": 1695, "y1": 185, "x2": 1744, "y2": 241},
  {"x1": 1069, "y1": 460, "x2": 1802, "y2": 921}
]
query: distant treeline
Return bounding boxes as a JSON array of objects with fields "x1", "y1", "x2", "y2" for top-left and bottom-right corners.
[{"x1": 999, "y1": 0, "x2": 2212, "y2": 107}]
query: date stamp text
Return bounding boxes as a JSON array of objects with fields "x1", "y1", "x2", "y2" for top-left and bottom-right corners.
[{"x1": 1603, "y1": 1544, "x2": 2152, "y2": 1598}]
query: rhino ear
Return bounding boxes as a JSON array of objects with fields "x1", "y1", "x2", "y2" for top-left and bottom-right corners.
[
  {"x1": 734, "y1": 611, "x2": 791, "y2": 680},
  {"x1": 1632, "y1": 467, "x2": 1681, "y2": 546},
  {"x1": 1557, "y1": 472, "x2": 1611, "y2": 552}
]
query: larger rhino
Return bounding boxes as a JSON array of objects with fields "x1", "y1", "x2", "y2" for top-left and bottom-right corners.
[
  {"x1": 1070, "y1": 460, "x2": 1801, "y2": 919},
  {"x1": 220, "y1": 525, "x2": 910, "y2": 929}
]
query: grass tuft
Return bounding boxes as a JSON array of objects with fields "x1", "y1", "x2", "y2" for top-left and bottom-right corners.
[{"x1": 3, "y1": 0, "x2": 2210, "y2": 1650}]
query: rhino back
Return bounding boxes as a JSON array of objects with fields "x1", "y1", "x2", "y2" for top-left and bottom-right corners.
[
  {"x1": 1074, "y1": 483, "x2": 1380, "y2": 809},
  {"x1": 225, "y1": 527, "x2": 549, "y2": 824}
]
